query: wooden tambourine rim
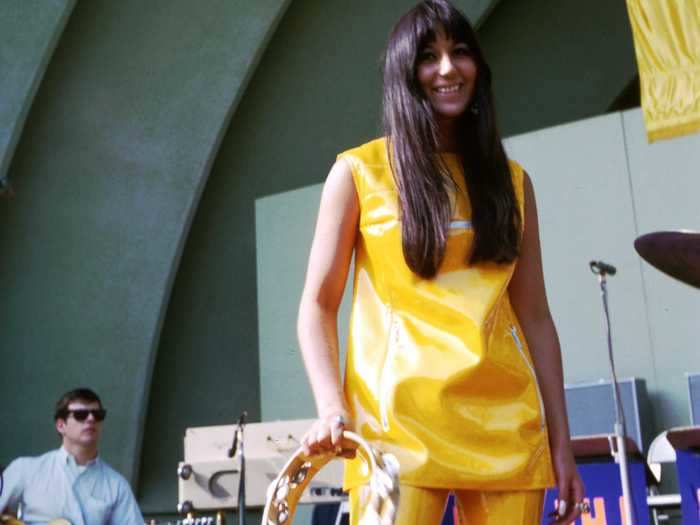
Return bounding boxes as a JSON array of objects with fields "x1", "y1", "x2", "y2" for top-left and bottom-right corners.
[{"x1": 261, "y1": 431, "x2": 392, "y2": 525}]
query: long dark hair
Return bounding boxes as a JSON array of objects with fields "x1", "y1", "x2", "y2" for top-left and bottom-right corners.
[{"x1": 383, "y1": 0, "x2": 521, "y2": 278}]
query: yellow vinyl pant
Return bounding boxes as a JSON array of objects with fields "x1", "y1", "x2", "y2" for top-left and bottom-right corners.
[{"x1": 349, "y1": 485, "x2": 544, "y2": 525}]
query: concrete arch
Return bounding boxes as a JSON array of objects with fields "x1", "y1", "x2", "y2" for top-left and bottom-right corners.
[
  {"x1": 0, "y1": 0, "x2": 76, "y2": 190},
  {"x1": 0, "y1": 0, "x2": 291, "y2": 491}
]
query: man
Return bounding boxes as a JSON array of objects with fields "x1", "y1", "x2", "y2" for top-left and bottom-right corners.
[{"x1": 0, "y1": 388, "x2": 144, "y2": 524}]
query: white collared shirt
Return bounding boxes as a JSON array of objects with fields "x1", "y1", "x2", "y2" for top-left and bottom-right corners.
[{"x1": 0, "y1": 447, "x2": 143, "y2": 525}]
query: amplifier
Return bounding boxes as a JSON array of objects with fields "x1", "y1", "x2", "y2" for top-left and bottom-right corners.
[
  {"x1": 688, "y1": 373, "x2": 700, "y2": 426},
  {"x1": 177, "y1": 419, "x2": 344, "y2": 511},
  {"x1": 564, "y1": 377, "x2": 652, "y2": 452}
]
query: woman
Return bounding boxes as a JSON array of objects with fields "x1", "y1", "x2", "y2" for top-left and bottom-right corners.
[{"x1": 297, "y1": 1, "x2": 584, "y2": 523}]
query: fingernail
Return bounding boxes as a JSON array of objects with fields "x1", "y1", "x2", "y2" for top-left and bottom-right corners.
[{"x1": 558, "y1": 500, "x2": 567, "y2": 517}]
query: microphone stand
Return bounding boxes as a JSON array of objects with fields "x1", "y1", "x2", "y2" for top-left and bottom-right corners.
[
  {"x1": 228, "y1": 411, "x2": 247, "y2": 525},
  {"x1": 590, "y1": 261, "x2": 634, "y2": 525}
]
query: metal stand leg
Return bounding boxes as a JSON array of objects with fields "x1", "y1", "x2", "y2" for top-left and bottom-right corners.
[{"x1": 591, "y1": 260, "x2": 636, "y2": 525}]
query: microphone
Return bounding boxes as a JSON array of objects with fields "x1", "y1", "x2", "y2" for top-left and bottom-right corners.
[{"x1": 590, "y1": 260, "x2": 617, "y2": 276}]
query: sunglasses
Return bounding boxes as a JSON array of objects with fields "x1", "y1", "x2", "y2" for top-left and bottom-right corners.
[{"x1": 63, "y1": 409, "x2": 107, "y2": 422}]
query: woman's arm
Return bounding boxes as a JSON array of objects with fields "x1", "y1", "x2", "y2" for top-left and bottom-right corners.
[
  {"x1": 297, "y1": 157, "x2": 359, "y2": 455},
  {"x1": 508, "y1": 172, "x2": 584, "y2": 525}
]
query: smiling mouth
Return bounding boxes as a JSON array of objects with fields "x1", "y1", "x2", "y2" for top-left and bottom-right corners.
[{"x1": 433, "y1": 83, "x2": 463, "y2": 94}]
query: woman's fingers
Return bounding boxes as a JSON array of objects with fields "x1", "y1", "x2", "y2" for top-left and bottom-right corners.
[
  {"x1": 329, "y1": 414, "x2": 346, "y2": 447},
  {"x1": 301, "y1": 425, "x2": 310, "y2": 455},
  {"x1": 549, "y1": 481, "x2": 571, "y2": 525},
  {"x1": 568, "y1": 476, "x2": 587, "y2": 524},
  {"x1": 303, "y1": 420, "x2": 337, "y2": 455},
  {"x1": 302, "y1": 421, "x2": 327, "y2": 455},
  {"x1": 550, "y1": 476, "x2": 587, "y2": 525},
  {"x1": 303, "y1": 414, "x2": 355, "y2": 457},
  {"x1": 572, "y1": 476, "x2": 585, "y2": 506}
]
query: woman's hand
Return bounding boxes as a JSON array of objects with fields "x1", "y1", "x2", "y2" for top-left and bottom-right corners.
[
  {"x1": 548, "y1": 444, "x2": 586, "y2": 525},
  {"x1": 301, "y1": 409, "x2": 356, "y2": 457}
]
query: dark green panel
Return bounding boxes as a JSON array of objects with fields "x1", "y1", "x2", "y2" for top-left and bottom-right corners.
[
  {"x1": 0, "y1": 0, "x2": 290, "y2": 499},
  {"x1": 0, "y1": 0, "x2": 75, "y2": 189},
  {"x1": 478, "y1": 0, "x2": 637, "y2": 136}
]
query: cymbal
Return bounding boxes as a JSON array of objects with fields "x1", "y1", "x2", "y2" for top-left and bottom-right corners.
[{"x1": 634, "y1": 231, "x2": 700, "y2": 289}]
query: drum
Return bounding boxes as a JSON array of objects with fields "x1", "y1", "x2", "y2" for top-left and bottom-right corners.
[{"x1": 261, "y1": 431, "x2": 399, "y2": 525}]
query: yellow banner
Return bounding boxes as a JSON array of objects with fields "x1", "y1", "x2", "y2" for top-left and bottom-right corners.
[{"x1": 625, "y1": 0, "x2": 700, "y2": 142}]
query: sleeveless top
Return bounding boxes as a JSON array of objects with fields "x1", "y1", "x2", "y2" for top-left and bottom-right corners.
[{"x1": 338, "y1": 138, "x2": 555, "y2": 490}]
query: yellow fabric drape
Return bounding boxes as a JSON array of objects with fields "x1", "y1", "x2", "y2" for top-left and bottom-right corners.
[{"x1": 625, "y1": 0, "x2": 700, "y2": 142}]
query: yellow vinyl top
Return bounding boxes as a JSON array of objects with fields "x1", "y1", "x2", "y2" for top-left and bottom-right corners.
[{"x1": 339, "y1": 138, "x2": 554, "y2": 490}]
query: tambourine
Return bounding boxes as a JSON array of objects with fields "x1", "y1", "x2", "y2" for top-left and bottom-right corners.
[{"x1": 261, "y1": 431, "x2": 400, "y2": 525}]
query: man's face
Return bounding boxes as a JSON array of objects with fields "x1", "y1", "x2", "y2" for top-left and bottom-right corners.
[{"x1": 56, "y1": 399, "x2": 103, "y2": 449}]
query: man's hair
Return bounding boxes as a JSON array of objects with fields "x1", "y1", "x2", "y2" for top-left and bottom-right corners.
[{"x1": 54, "y1": 388, "x2": 103, "y2": 421}]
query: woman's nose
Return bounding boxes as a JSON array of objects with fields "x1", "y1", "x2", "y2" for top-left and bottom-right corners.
[{"x1": 438, "y1": 53, "x2": 455, "y2": 76}]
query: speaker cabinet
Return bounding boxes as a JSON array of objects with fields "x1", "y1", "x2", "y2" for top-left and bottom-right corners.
[{"x1": 564, "y1": 377, "x2": 652, "y2": 452}]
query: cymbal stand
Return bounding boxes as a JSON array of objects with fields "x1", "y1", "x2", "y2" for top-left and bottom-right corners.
[{"x1": 590, "y1": 261, "x2": 635, "y2": 525}]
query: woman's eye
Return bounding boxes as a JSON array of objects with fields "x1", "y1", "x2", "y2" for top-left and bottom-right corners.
[
  {"x1": 453, "y1": 46, "x2": 471, "y2": 56},
  {"x1": 419, "y1": 51, "x2": 437, "y2": 62}
]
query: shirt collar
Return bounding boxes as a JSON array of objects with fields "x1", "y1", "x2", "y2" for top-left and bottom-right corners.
[{"x1": 58, "y1": 446, "x2": 100, "y2": 468}]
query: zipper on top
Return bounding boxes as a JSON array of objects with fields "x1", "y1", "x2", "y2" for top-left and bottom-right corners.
[
  {"x1": 510, "y1": 325, "x2": 546, "y2": 430},
  {"x1": 378, "y1": 310, "x2": 397, "y2": 432}
]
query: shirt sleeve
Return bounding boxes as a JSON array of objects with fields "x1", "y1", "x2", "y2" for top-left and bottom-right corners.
[
  {"x1": 109, "y1": 477, "x2": 144, "y2": 525},
  {"x1": 0, "y1": 458, "x2": 25, "y2": 514}
]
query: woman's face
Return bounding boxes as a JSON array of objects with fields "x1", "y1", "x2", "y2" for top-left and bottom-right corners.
[{"x1": 416, "y1": 30, "x2": 477, "y2": 121}]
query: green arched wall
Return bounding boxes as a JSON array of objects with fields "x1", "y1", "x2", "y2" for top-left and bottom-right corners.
[
  {"x1": 0, "y1": 0, "x2": 290, "y2": 497},
  {"x1": 0, "y1": 0, "x2": 75, "y2": 187}
]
